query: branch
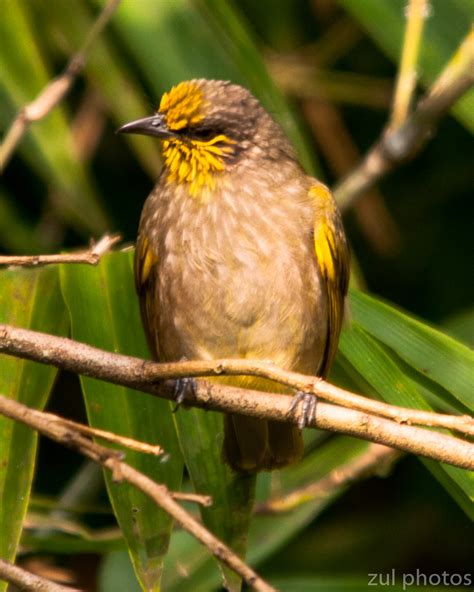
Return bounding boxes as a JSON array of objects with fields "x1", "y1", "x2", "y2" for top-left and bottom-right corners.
[
  {"x1": 0, "y1": 323, "x2": 471, "y2": 438},
  {"x1": 0, "y1": 325, "x2": 472, "y2": 470},
  {"x1": 41, "y1": 409, "x2": 163, "y2": 457},
  {"x1": 0, "y1": 234, "x2": 121, "y2": 267},
  {"x1": 335, "y1": 28, "x2": 474, "y2": 211},
  {"x1": 0, "y1": 0, "x2": 121, "y2": 172},
  {"x1": 390, "y1": 0, "x2": 429, "y2": 128},
  {"x1": 0, "y1": 394, "x2": 274, "y2": 592},
  {"x1": 0, "y1": 558, "x2": 80, "y2": 592},
  {"x1": 256, "y1": 444, "x2": 400, "y2": 513}
]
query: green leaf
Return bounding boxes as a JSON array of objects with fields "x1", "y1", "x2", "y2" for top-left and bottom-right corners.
[
  {"x1": 443, "y1": 307, "x2": 474, "y2": 348},
  {"x1": 162, "y1": 437, "x2": 371, "y2": 590},
  {"x1": 60, "y1": 252, "x2": 183, "y2": 592},
  {"x1": 173, "y1": 407, "x2": 255, "y2": 591},
  {"x1": 339, "y1": 321, "x2": 474, "y2": 518},
  {"x1": 0, "y1": 0, "x2": 109, "y2": 235},
  {"x1": 340, "y1": 0, "x2": 474, "y2": 132},
  {"x1": 21, "y1": 529, "x2": 124, "y2": 555},
  {"x1": 0, "y1": 266, "x2": 67, "y2": 585},
  {"x1": 43, "y1": 0, "x2": 162, "y2": 178},
  {"x1": 349, "y1": 289, "x2": 474, "y2": 412}
]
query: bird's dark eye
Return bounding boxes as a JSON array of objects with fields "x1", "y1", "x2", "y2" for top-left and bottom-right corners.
[{"x1": 192, "y1": 127, "x2": 217, "y2": 141}]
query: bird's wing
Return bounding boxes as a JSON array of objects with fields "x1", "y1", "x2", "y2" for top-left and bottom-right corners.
[
  {"x1": 134, "y1": 233, "x2": 161, "y2": 359},
  {"x1": 310, "y1": 182, "x2": 350, "y2": 377}
]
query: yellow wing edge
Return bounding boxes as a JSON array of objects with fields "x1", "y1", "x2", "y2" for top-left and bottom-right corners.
[{"x1": 309, "y1": 183, "x2": 350, "y2": 377}]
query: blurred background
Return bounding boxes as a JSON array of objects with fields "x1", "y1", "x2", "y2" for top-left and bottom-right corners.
[{"x1": 0, "y1": 0, "x2": 472, "y2": 590}]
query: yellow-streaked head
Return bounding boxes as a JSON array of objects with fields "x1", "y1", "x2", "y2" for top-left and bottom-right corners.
[
  {"x1": 117, "y1": 79, "x2": 294, "y2": 198},
  {"x1": 158, "y1": 81, "x2": 206, "y2": 131}
]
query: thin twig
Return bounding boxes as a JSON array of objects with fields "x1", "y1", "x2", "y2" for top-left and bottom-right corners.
[
  {"x1": 390, "y1": 0, "x2": 430, "y2": 128},
  {"x1": 0, "y1": 0, "x2": 121, "y2": 171},
  {"x1": 256, "y1": 444, "x2": 400, "y2": 513},
  {"x1": 335, "y1": 28, "x2": 474, "y2": 211},
  {"x1": 0, "y1": 233, "x2": 121, "y2": 267},
  {"x1": 171, "y1": 491, "x2": 213, "y2": 506},
  {"x1": 24, "y1": 512, "x2": 120, "y2": 542},
  {"x1": 0, "y1": 325, "x2": 472, "y2": 469},
  {"x1": 0, "y1": 559, "x2": 80, "y2": 592},
  {"x1": 52, "y1": 416, "x2": 162, "y2": 456},
  {"x1": 0, "y1": 394, "x2": 274, "y2": 592}
]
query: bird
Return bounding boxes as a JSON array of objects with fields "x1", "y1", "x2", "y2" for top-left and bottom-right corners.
[{"x1": 118, "y1": 79, "x2": 349, "y2": 473}]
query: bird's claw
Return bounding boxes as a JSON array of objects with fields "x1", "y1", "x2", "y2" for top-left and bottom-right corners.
[
  {"x1": 288, "y1": 391, "x2": 318, "y2": 429},
  {"x1": 172, "y1": 377, "x2": 197, "y2": 412}
]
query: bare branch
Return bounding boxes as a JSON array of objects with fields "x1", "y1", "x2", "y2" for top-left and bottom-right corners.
[
  {"x1": 171, "y1": 492, "x2": 213, "y2": 507},
  {"x1": 49, "y1": 415, "x2": 162, "y2": 457},
  {"x1": 256, "y1": 444, "x2": 400, "y2": 513},
  {"x1": 0, "y1": 394, "x2": 275, "y2": 592},
  {"x1": 0, "y1": 0, "x2": 121, "y2": 171},
  {"x1": 0, "y1": 233, "x2": 121, "y2": 267},
  {"x1": 335, "y1": 28, "x2": 474, "y2": 211},
  {"x1": 0, "y1": 324, "x2": 472, "y2": 470},
  {"x1": 0, "y1": 558, "x2": 80, "y2": 592}
]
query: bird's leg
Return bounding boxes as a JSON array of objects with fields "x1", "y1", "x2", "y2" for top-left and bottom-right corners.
[
  {"x1": 288, "y1": 390, "x2": 318, "y2": 429},
  {"x1": 172, "y1": 376, "x2": 197, "y2": 411},
  {"x1": 172, "y1": 356, "x2": 197, "y2": 411}
]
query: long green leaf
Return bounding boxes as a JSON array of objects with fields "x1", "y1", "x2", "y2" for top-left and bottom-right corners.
[
  {"x1": 173, "y1": 407, "x2": 255, "y2": 591},
  {"x1": 349, "y1": 289, "x2": 474, "y2": 412},
  {"x1": 60, "y1": 252, "x2": 183, "y2": 592},
  {"x1": 162, "y1": 437, "x2": 371, "y2": 590},
  {"x1": 339, "y1": 323, "x2": 474, "y2": 518},
  {"x1": 0, "y1": 0, "x2": 109, "y2": 235},
  {"x1": 43, "y1": 0, "x2": 162, "y2": 178},
  {"x1": 0, "y1": 266, "x2": 67, "y2": 587}
]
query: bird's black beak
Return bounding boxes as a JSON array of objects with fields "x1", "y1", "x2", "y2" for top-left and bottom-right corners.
[{"x1": 116, "y1": 113, "x2": 176, "y2": 139}]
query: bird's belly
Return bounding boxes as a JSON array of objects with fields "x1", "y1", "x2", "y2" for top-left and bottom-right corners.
[{"x1": 156, "y1": 246, "x2": 327, "y2": 374}]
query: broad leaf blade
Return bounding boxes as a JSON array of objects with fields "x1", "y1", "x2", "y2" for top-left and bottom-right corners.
[
  {"x1": 173, "y1": 407, "x2": 255, "y2": 591},
  {"x1": 162, "y1": 437, "x2": 372, "y2": 590},
  {"x1": 0, "y1": 266, "x2": 67, "y2": 585},
  {"x1": 60, "y1": 252, "x2": 183, "y2": 592},
  {"x1": 339, "y1": 322, "x2": 474, "y2": 517},
  {"x1": 349, "y1": 289, "x2": 474, "y2": 412}
]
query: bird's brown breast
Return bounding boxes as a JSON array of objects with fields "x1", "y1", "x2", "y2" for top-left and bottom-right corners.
[{"x1": 138, "y1": 165, "x2": 328, "y2": 375}]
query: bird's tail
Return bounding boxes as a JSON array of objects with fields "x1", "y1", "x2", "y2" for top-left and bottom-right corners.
[{"x1": 223, "y1": 414, "x2": 304, "y2": 472}]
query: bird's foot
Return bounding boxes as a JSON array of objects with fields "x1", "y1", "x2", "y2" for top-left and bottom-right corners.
[
  {"x1": 172, "y1": 377, "x2": 197, "y2": 412},
  {"x1": 288, "y1": 391, "x2": 318, "y2": 429}
]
